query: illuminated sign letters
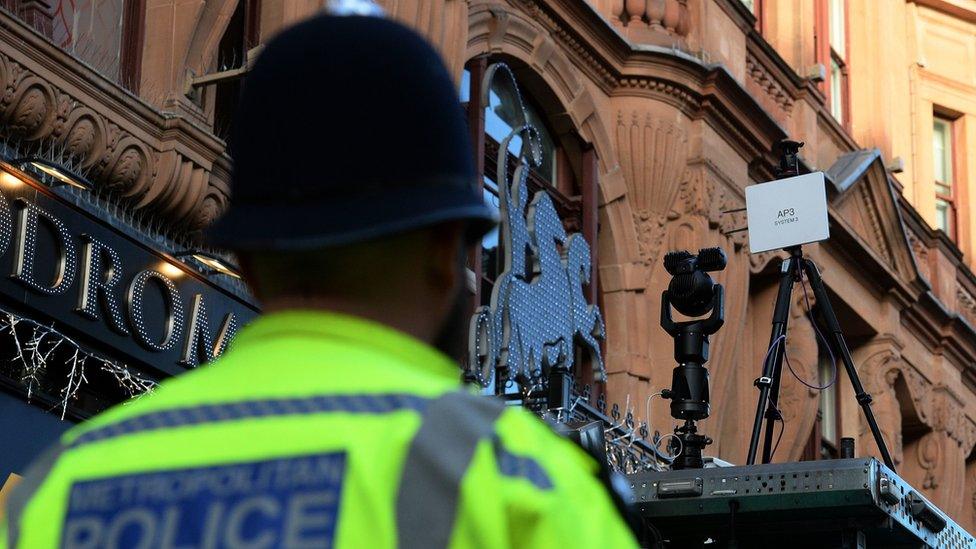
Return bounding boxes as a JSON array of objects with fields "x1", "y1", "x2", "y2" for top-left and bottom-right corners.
[
  {"x1": 0, "y1": 183, "x2": 256, "y2": 376},
  {"x1": 12, "y1": 199, "x2": 77, "y2": 295},
  {"x1": 75, "y1": 235, "x2": 129, "y2": 335}
]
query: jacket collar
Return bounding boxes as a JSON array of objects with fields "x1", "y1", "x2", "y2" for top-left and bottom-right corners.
[{"x1": 230, "y1": 309, "x2": 461, "y2": 382}]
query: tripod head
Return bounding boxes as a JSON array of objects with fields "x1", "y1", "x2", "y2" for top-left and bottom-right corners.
[
  {"x1": 660, "y1": 248, "x2": 726, "y2": 469},
  {"x1": 773, "y1": 139, "x2": 804, "y2": 178}
]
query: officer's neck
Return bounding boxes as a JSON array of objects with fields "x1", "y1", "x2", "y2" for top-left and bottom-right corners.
[{"x1": 260, "y1": 296, "x2": 440, "y2": 345}]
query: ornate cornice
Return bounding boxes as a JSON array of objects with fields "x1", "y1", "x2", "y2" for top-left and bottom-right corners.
[
  {"x1": 0, "y1": 8, "x2": 228, "y2": 236},
  {"x1": 745, "y1": 53, "x2": 794, "y2": 113},
  {"x1": 512, "y1": 0, "x2": 788, "y2": 170}
]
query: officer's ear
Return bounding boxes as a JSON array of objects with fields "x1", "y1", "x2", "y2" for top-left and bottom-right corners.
[{"x1": 424, "y1": 221, "x2": 466, "y2": 291}]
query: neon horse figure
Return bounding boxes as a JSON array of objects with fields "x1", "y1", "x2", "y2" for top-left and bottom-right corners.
[{"x1": 468, "y1": 64, "x2": 606, "y2": 391}]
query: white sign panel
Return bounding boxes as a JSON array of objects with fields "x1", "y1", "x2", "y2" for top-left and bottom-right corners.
[{"x1": 745, "y1": 172, "x2": 830, "y2": 254}]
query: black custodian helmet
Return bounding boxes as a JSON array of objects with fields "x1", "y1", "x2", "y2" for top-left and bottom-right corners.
[{"x1": 207, "y1": 10, "x2": 496, "y2": 250}]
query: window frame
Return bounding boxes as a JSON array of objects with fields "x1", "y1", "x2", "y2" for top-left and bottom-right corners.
[
  {"x1": 120, "y1": 0, "x2": 147, "y2": 93},
  {"x1": 816, "y1": 0, "x2": 850, "y2": 130},
  {"x1": 740, "y1": 0, "x2": 764, "y2": 32},
  {"x1": 933, "y1": 114, "x2": 959, "y2": 241},
  {"x1": 802, "y1": 326, "x2": 842, "y2": 461}
]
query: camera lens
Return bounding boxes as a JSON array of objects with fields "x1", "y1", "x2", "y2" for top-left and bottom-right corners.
[{"x1": 668, "y1": 270, "x2": 715, "y2": 317}]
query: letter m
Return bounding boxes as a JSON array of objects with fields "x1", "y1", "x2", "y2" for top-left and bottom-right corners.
[{"x1": 180, "y1": 294, "x2": 237, "y2": 367}]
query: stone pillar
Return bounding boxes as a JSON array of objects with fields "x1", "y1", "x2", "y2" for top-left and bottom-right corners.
[
  {"x1": 853, "y1": 337, "x2": 908, "y2": 467},
  {"x1": 900, "y1": 387, "x2": 976, "y2": 520},
  {"x1": 380, "y1": 0, "x2": 469, "y2": 79},
  {"x1": 140, "y1": 0, "x2": 207, "y2": 114},
  {"x1": 903, "y1": 429, "x2": 968, "y2": 520},
  {"x1": 964, "y1": 458, "x2": 976, "y2": 534}
]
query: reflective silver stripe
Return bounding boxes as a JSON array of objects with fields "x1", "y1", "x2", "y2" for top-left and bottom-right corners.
[
  {"x1": 69, "y1": 393, "x2": 429, "y2": 448},
  {"x1": 396, "y1": 392, "x2": 505, "y2": 549},
  {"x1": 6, "y1": 442, "x2": 65, "y2": 548}
]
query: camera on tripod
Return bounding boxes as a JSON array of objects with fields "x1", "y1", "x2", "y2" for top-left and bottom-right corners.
[{"x1": 660, "y1": 247, "x2": 726, "y2": 469}]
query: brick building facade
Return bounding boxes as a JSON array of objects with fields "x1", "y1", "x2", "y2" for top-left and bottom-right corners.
[{"x1": 1, "y1": 0, "x2": 976, "y2": 532}]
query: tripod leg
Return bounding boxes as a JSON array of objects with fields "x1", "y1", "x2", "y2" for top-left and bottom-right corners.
[
  {"x1": 801, "y1": 258, "x2": 897, "y2": 471},
  {"x1": 761, "y1": 342, "x2": 786, "y2": 463},
  {"x1": 746, "y1": 256, "x2": 799, "y2": 465}
]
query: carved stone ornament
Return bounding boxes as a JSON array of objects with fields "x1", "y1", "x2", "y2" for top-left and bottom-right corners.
[
  {"x1": 0, "y1": 13, "x2": 229, "y2": 236},
  {"x1": 857, "y1": 343, "x2": 909, "y2": 467},
  {"x1": 616, "y1": 110, "x2": 687, "y2": 267},
  {"x1": 467, "y1": 63, "x2": 605, "y2": 389}
]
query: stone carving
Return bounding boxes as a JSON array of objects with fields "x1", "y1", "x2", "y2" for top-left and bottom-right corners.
[
  {"x1": 906, "y1": 430, "x2": 968, "y2": 520},
  {"x1": 929, "y1": 387, "x2": 976, "y2": 453},
  {"x1": 917, "y1": 431, "x2": 943, "y2": 489},
  {"x1": 907, "y1": 229, "x2": 932, "y2": 283},
  {"x1": 774, "y1": 288, "x2": 820, "y2": 461},
  {"x1": 857, "y1": 344, "x2": 907, "y2": 466},
  {"x1": 965, "y1": 460, "x2": 976, "y2": 533},
  {"x1": 957, "y1": 287, "x2": 976, "y2": 329},
  {"x1": 616, "y1": 111, "x2": 686, "y2": 266},
  {"x1": 858, "y1": 184, "x2": 893, "y2": 265},
  {"x1": 468, "y1": 64, "x2": 605, "y2": 388},
  {"x1": 745, "y1": 54, "x2": 794, "y2": 113},
  {"x1": 604, "y1": 0, "x2": 690, "y2": 46},
  {"x1": 0, "y1": 15, "x2": 227, "y2": 234},
  {"x1": 853, "y1": 340, "x2": 976, "y2": 517}
]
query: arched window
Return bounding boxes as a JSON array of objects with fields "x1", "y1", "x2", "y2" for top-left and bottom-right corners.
[
  {"x1": 461, "y1": 58, "x2": 602, "y2": 390},
  {"x1": 484, "y1": 73, "x2": 558, "y2": 184},
  {"x1": 462, "y1": 60, "x2": 593, "y2": 297}
]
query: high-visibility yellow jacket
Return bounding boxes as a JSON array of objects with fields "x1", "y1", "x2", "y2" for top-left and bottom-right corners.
[{"x1": 2, "y1": 310, "x2": 638, "y2": 548}]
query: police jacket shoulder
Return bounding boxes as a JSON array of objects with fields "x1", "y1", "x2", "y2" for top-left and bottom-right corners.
[{"x1": 4, "y1": 311, "x2": 638, "y2": 548}]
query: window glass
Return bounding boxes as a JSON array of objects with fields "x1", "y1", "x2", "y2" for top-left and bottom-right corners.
[
  {"x1": 460, "y1": 69, "x2": 471, "y2": 104},
  {"x1": 740, "y1": 0, "x2": 756, "y2": 13},
  {"x1": 481, "y1": 177, "x2": 501, "y2": 288},
  {"x1": 936, "y1": 198, "x2": 953, "y2": 235},
  {"x1": 828, "y1": 0, "x2": 846, "y2": 57},
  {"x1": 51, "y1": 0, "x2": 126, "y2": 82},
  {"x1": 933, "y1": 118, "x2": 953, "y2": 184},
  {"x1": 830, "y1": 59, "x2": 844, "y2": 121},
  {"x1": 485, "y1": 75, "x2": 558, "y2": 183}
]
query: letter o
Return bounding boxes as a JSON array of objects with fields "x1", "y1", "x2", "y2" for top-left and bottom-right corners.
[
  {"x1": 126, "y1": 269, "x2": 184, "y2": 351},
  {"x1": 104, "y1": 509, "x2": 156, "y2": 549}
]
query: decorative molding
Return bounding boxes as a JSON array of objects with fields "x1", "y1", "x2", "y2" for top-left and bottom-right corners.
[
  {"x1": 957, "y1": 286, "x2": 976, "y2": 329},
  {"x1": 908, "y1": 230, "x2": 933, "y2": 283},
  {"x1": 745, "y1": 53, "x2": 795, "y2": 113},
  {"x1": 498, "y1": 0, "x2": 787, "y2": 166},
  {"x1": 857, "y1": 183, "x2": 894, "y2": 266},
  {"x1": 858, "y1": 344, "x2": 909, "y2": 467},
  {"x1": 777, "y1": 289, "x2": 820, "y2": 461},
  {"x1": 615, "y1": 76, "x2": 700, "y2": 105},
  {"x1": 616, "y1": 110, "x2": 686, "y2": 266},
  {"x1": 601, "y1": 0, "x2": 691, "y2": 48},
  {"x1": 0, "y1": 10, "x2": 229, "y2": 235},
  {"x1": 930, "y1": 386, "x2": 976, "y2": 453}
]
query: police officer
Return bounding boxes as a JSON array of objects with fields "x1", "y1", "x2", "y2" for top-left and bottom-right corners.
[{"x1": 2, "y1": 8, "x2": 638, "y2": 549}]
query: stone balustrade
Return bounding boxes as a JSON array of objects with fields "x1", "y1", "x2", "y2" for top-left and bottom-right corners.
[{"x1": 594, "y1": 0, "x2": 690, "y2": 47}]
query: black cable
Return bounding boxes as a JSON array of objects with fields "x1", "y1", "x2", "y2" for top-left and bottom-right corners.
[
  {"x1": 782, "y1": 274, "x2": 837, "y2": 391},
  {"x1": 769, "y1": 401, "x2": 786, "y2": 461}
]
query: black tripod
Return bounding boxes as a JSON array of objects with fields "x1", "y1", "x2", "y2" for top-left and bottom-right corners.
[{"x1": 745, "y1": 142, "x2": 896, "y2": 470}]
